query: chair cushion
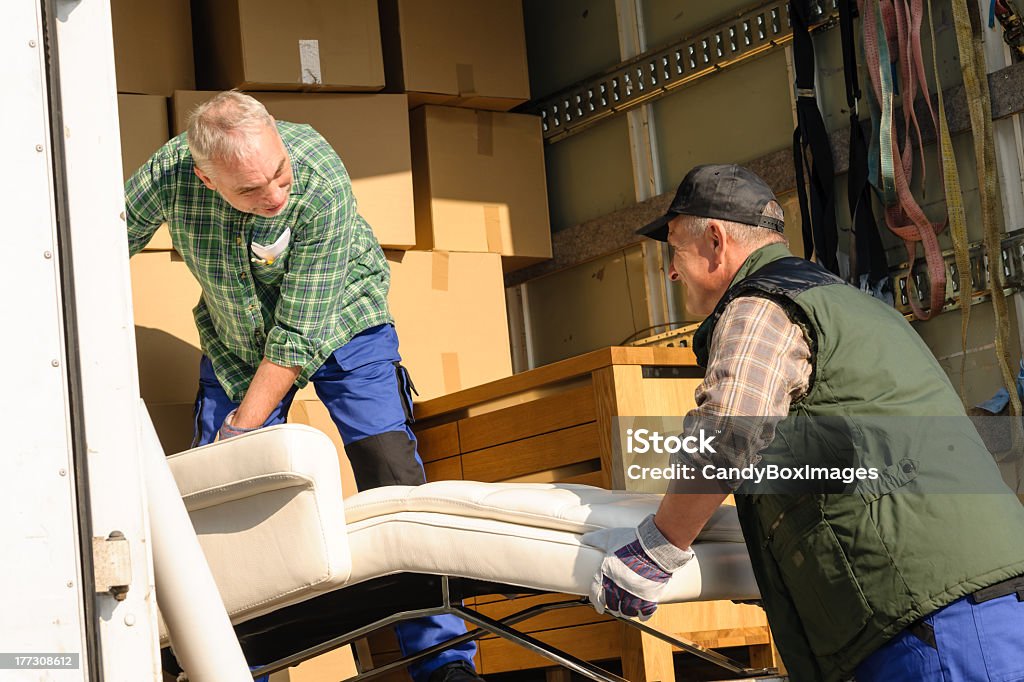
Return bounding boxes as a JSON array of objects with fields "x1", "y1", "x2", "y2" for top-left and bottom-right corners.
[{"x1": 345, "y1": 480, "x2": 744, "y2": 543}]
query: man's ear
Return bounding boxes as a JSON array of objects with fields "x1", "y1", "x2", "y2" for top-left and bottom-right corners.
[
  {"x1": 194, "y1": 164, "x2": 217, "y2": 191},
  {"x1": 706, "y1": 221, "x2": 725, "y2": 254}
]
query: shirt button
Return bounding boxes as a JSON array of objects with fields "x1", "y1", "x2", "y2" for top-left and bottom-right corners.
[{"x1": 236, "y1": 237, "x2": 242, "y2": 246}]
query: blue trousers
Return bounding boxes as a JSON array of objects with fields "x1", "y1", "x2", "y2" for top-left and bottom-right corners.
[
  {"x1": 193, "y1": 324, "x2": 476, "y2": 682},
  {"x1": 855, "y1": 591, "x2": 1024, "y2": 681}
]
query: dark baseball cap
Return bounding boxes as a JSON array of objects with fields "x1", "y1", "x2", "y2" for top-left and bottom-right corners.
[{"x1": 636, "y1": 164, "x2": 784, "y2": 242}]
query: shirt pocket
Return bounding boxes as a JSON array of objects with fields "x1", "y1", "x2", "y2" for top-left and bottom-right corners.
[
  {"x1": 250, "y1": 227, "x2": 291, "y2": 286},
  {"x1": 250, "y1": 251, "x2": 288, "y2": 285}
]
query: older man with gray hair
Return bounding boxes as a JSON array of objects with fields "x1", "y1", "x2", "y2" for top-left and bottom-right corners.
[
  {"x1": 125, "y1": 91, "x2": 483, "y2": 682},
  {"x1": 591, "y1": 164, "x2": 1024, "y2": 681}
]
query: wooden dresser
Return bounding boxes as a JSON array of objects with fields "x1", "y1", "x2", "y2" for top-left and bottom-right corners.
[{"x1": 399, "y1": 346, "x2": 779, "y2": 681}]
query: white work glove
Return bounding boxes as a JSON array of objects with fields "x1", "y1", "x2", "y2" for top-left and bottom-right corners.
[
  {"x1": 588, "y1": 515, "x2": 694, "y2": 621},
  {"x1": 218, "y1": 409, "x2": 261, "y2": 441}
]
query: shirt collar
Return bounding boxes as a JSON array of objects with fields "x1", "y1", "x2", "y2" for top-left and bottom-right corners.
[{"x1": 280, "y1": 127, "x2": 306, "y2": 197}]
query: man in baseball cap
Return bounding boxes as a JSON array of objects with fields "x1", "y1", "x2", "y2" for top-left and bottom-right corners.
[
  {"x1": 632, "y1": 163, "x2": 788, "y2": 317},
  {"x1": 589, "y1": 164, "x2": 1024, "y2": 681}
]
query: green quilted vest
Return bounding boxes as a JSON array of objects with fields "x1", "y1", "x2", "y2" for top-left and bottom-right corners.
[{"x1": 692, "y1": 243, "x2": 1024, "y2": 681}]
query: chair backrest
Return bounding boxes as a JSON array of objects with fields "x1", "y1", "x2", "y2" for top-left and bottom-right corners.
[{"x1": 164, "y1": 424, "x2": 352, "y2": 631}]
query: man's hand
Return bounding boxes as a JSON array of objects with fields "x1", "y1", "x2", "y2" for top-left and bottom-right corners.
[
  {"x1": 221, "y1": 358, "x2": 302, "y2": 439},
  {"x1": 218, "y1": 409, "x2": 261, "y2": 441},
  {"x1": 589, "y1": 515, "x2": 694, "y2": 621}
]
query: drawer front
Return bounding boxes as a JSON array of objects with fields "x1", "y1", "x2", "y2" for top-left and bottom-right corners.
[
  {"x1": 414, "y1": 421, "x2": 460, "y2": 462},
  {"x1": 458, "y1": 385, "x2": 596, "y2": 452},
  {"x1": 461, "y1": 423, "x2": 600, "y2": 483},
  {"x1": 423, "y1": 455, "x2": 462, "y2": 482}
]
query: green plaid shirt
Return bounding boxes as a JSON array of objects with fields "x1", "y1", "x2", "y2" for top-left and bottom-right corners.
[{"x1": 125, "y1": 121, "x2": 393, "y2": 402}]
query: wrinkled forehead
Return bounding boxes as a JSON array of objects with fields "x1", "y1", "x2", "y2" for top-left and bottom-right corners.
[{"x1": 666, "y1": 214, "x2": 695, "y2": 244}]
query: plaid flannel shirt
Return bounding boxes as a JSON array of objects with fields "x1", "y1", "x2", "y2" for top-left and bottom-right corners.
[
  {"x1": 125, "y1": 121, "x2": 392, "y2": 402},
  {"x1": 685, "y1": 296, "x2": 813, "y2": 487}
]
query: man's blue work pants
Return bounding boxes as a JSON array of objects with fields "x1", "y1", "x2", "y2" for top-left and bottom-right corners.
[{"x1": 855, "y1": 590, "x2": 1024, "y2": 681}]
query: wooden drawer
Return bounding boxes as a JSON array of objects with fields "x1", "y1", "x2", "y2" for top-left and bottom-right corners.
[
  {"x1": 423, "y1": 455, "x2": 462, "y2": 482},
  {"x1": 461, "y1": 423, "x2": 600, "y2": 483},
  {"x1": 457, "y1": 385, "x2": 596, "y2": 452},
  {"x1": 415, "y1": 422, "x2": 460, "y2": 463}
]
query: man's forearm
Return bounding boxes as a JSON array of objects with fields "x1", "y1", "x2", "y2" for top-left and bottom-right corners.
[
  {"x1": 653, "y1": 480, "x2": 730, "y2": 550},
  {"x1": 232, "y1": 358, "x2": 301, "y2": 428}
]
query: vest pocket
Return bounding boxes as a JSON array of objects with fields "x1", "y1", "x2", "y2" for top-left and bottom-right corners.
[{"x1": 767, "y1": 500, "x2": 873, "y2": 656}]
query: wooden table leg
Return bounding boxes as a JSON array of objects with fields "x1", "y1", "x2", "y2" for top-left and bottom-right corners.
[
  {"x1": 620, "y1": 611, "x2": 674, "y2": 682},
  {"x1": 545, "y1": 667, "x2": 573, "y2": 682},
  {"x1": 353, "y1": 639, "x2": 374, "y2": 673},
  {"x1": 748, "y1": 628, "x2": 786, "y2": 675}
]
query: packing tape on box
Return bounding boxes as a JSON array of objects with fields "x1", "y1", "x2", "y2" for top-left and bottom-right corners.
[
  {"x1": 431, "y1": 251, "x2": 450, "y2": 291},
  {"x1": 441, "y1": 352, "x2": 461, "y2": 394},
  {"x1": 456, "y1": 63, "x2": 477, "y2": 97},
  {"x1": 484, "y1": 205, "x2": 503, "y2": 253},
  {"x1": 299, "y1": 39, "x2": 323, "y2": 85},
  {"x1": 476, "y1": 111, "x2": 493, "y2": 156}
]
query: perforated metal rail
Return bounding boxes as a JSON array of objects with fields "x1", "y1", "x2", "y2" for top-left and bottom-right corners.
[
  {"x1": 893, "y1": 231, "x2": 1024, "y2": 317},
  {"x1": 524, "y1": 0, "x2": 840, "y2": 142}
]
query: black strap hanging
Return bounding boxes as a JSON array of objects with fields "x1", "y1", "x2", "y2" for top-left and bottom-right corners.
[
  {"x1": 839, "y1": 0, "x2": 889, "y2": 287},
  {"x1": 790, "y1": 0, "x2": 840, "y2": 275}
]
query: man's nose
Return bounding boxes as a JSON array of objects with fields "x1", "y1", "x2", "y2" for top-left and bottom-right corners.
[{"x1": 266, "y1": 186, "x2": 286, "y2": 205}]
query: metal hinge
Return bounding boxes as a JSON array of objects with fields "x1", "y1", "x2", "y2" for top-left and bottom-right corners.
[
  {"x1": 523, "y1": 0, "x2": 840, "y2": 143},
  {"x1": 92, "y1": 531, "x2": 131, "y2": 601}
]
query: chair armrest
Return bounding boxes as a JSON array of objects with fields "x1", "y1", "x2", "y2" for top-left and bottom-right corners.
[{"x1": 167, "y1": 424, "x2": 344, "y2": 511}]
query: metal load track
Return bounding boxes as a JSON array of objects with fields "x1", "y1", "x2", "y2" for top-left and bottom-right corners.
[
  {"x1": 893, "y1": 231, "x2": 1024, "y2": 317},
  {"x1": 524, "y1": 0, "x2": 840, "y2": 143}
]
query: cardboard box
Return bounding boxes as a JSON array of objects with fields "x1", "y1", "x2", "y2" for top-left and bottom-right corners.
[
  {"x1": 379, "y1": 0, "x2": 529, "y2": 110},
  {"x1": 192, "y1": 0, "x2": 384, "y2": 91},
  {"x1": 118, "y1": 95, "x2": 170, "y2": 181},
  {"x1": 117, "y1": 94, "x2": 174, "y2": 251},
  {"x1": 284, "y1": 646, "x2": 358, "y2": 682},
  {"x1": 146, "y1": 402, "x2": 197, "y2": 456},
  {"x1": 386, "y1": 250, "x2": 512, "y2": 401},
  {"x1": 111, "y1": 0, "x2": 195, "y2": 96},
  {"x1": 410, "y1": 106, "x2": 551, "y2": 271},
  {"x1": 524, "y1": 246, "x2": 649, "y2": 367},
  {"x1": 288, "y1": 401, "x2": 359, "y2": 498},
  {"x1": 173, "y1": 91, "x2": 415, "y2": 248},
  {"x1": 130, "y1": 252, "x2": 203, "y2": 404}
]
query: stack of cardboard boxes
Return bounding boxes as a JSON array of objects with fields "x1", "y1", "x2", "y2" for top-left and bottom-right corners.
[
  {"x1": 113, "y1": 0, "x2": 197, "y2": 456},
  {"x1": 116, "y1": 1, "x2": 548, "y2": 485}
]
